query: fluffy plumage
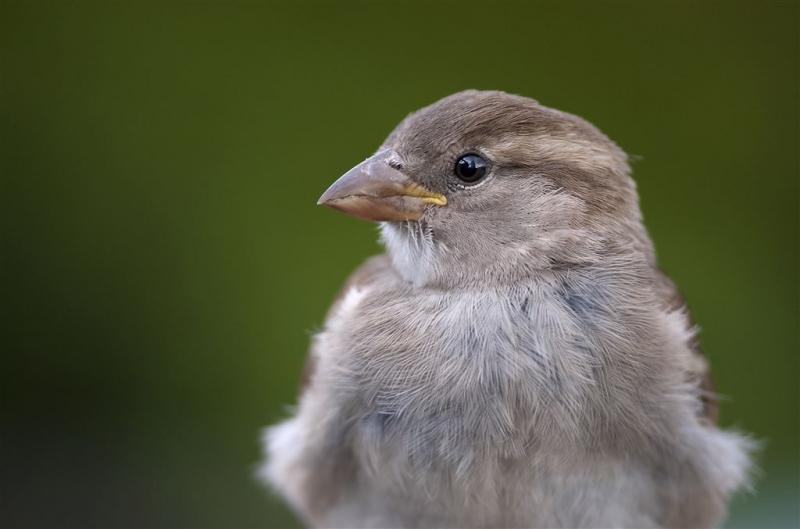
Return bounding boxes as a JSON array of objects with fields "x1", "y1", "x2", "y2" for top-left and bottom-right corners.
[{"x1": 260, "y1": 90, "x2": 753, "y2": 528}]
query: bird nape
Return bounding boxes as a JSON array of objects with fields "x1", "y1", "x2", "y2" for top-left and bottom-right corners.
[{"x1": 259, "y1": 90, "x2": 754, "y2": 529}]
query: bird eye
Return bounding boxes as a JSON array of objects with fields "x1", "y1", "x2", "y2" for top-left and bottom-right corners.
[{"x1": 454, "y1": 154, "x2": 488, "y2": 184}]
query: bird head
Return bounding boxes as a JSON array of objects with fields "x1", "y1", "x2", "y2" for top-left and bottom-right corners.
[{"x1": 319, "y1": 90, "x2": 646, "y2": 287}]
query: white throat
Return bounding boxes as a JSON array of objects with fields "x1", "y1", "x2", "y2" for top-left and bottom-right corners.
[{"x1": 379, "y1": 221, "x2": 438, "y2": 287}]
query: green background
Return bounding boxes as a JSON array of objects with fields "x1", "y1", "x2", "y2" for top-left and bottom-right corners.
[{"x1": 1, "y1": 1, "x2": 797, "y2": 527}]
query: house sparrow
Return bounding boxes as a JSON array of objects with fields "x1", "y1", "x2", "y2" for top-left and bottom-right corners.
[{"x1": 260, "y1": 90, "x2": 752, "y2": 528}]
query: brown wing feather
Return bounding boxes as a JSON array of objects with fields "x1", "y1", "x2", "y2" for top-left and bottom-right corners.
[
  {"x1": 654, "y1": 268, "x2": 719, "y2": 425},
  {"x1": 298, "y1": 254, "x2": 393, "y2": 394}
]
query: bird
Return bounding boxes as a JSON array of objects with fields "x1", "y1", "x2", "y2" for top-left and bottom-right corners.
[{"x1": 259, "y1": 90, "x2": 753, "y2": 528}]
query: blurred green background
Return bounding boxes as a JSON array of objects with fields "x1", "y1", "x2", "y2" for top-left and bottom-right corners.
[{"x1": 1, "y1": 1, "x2": 797, "y2": 528}]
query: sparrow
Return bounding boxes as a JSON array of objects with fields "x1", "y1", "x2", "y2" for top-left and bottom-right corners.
[{"x1": 260, "y1": 90, "x2": 753, "y2": 528}]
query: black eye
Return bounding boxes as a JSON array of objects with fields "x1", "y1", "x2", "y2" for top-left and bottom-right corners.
[{"x1": 454, "y1": 154, "x2": 488, "y2": 184}]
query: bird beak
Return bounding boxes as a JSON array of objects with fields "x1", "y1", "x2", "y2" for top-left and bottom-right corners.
[{"x1": 317, "y1": 150, "x2": 447, "y2": 222}]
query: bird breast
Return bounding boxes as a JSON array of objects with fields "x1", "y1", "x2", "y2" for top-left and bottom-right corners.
[{"x1": 324, "y1": 279, "x2": 618, "y2": 470}]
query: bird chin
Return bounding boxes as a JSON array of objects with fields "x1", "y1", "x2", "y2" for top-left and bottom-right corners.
[{"x1": 379, "y1": 221, "x2": 436, "y2": 286}]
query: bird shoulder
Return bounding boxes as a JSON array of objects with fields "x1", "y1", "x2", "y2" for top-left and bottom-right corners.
[
  {"x1": 654, "y1": 267, "x2": 719, "y2": 425},
  {"x1": 297, "y1": 254, "x2": 394, "y2": 395}
]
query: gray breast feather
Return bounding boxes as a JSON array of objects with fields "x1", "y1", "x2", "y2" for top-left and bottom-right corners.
[{"x1": 262, "y1": 268, "x2": 754, "y2": 528}]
